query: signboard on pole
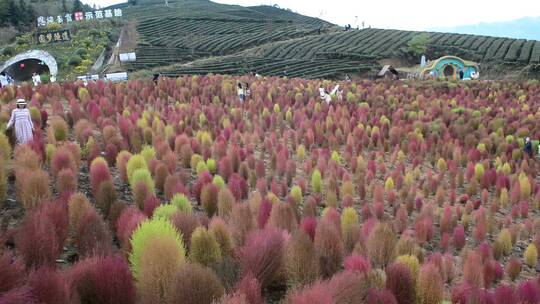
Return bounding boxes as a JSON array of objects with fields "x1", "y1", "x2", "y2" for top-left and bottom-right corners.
[{"x1": 37, "y1": 30, "x2": 72, "y2": 44}]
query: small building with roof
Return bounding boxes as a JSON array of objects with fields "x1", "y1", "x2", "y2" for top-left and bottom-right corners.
[
  {"x1": 421, "y1": 55, "x2": 479, "y2": 80},
  {"x1": 376, "y1": 65, "x2": 399, "y2": 79}
]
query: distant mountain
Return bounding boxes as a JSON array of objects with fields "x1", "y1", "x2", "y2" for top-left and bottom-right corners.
[{"x1": 434, "y1": 16, "x2": 540, "y2": 40}]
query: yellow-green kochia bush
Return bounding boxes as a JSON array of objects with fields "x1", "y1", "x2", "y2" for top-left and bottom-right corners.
[
  {"x1": 129, "y1": 218, "x2": 185, "y2": 281},
  {"x1": 171, "y1": 193, "x2": 192, "y2": 213},
  {"x1": 311, "y1": 169, "x2": 322, "y2": 194}
]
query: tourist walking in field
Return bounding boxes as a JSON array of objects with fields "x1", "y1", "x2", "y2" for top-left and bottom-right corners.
[
  {"x1": 237, "y1": 83, "x2": 245, "y2": 103},
  {"x1": 7, "y1": 99, "x2": 34, "y2": 145}
]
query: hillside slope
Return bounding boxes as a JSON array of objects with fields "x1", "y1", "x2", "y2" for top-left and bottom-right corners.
[{"x1": 115, "y1": 0, "x2": 540, "y2": 80}]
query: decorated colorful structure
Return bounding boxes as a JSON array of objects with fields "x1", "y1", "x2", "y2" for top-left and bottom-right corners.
[{"x1": 421, "y1": 56, "x2": 479, "y2": 80}]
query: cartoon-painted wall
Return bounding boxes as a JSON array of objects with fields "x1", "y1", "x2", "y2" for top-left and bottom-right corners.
[{"x1": 422, "y1": 56, "x2": 479, "y2": 80}]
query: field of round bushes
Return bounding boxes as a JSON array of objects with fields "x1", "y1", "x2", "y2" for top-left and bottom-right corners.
[{"x1": 1, "y1": 76, "x2": 540, "y2": 303}]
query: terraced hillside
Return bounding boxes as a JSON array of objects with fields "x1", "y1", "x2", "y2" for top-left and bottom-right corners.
[{"x1": 119, "y1": 0, "x2": 540, "y2": 79}]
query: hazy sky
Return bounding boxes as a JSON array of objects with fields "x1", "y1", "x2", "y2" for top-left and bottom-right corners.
[{"x1": 83, "y1": 0, "x2": 540, "y2": 30}]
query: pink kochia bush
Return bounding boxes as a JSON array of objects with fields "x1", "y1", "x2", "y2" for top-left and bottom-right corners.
[
  {"x1": 238, "y1": 227, "x2": 285, "y2": 288},
  {"x1": 69, "y1": 255, "x2": 136, "y2": 304},
  {"x1": 16, "y1": 206, "x2": 61, "y2": 268}
]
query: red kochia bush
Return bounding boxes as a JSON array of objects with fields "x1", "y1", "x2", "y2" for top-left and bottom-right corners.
[
  {"x1": 367, "y1": 289, "x2": 398, "y2": 304},
  {"x1": 494, "y1": 285, "x2": 515, "y2": 304},
  {"x1": 0, "y1": 286, "x2": 37, "y2": 303},
  {"x1": 40, "y1": 201, "x2": 69, "y2": 253},
  {"x1": 386, "y1": 262, "x2": 415, "y2": 304},
  {"x1": 344, "y1": 255, "x2": 372, "y2": 275},
  {"x1": 75, "y1": 208, "x2": 113, "y2": 258},
  {"x1": 16, "y1": 207, "x2": 60, "y2": 268},
  {"x1": 517, "y1": 280, "x2": 539, "y2": 304},
  {"x1": 51, "y1": 149, "x2": 76, "y2": 178},
  {"x1": 234, "y1": 273, "x2": 263, "y2": 304},
  {"x1": 0, "y1": 252, "x2": 25, "y2": 293},
  {"x1": 228, "y1": 173, "x2": 248, "y2": 201},
  {"x1": 116, "y1": 207, "x2": 147, "y2": 251},
  {"x1": 193, "y1": 172, "x2": 213, "y2": 203},
  {"x1": 300, "y1": 217, "x2": 317, "y2": 241},
  {"x1": 287, "y1": 281, "x2": 335, "y2": 304},
  {"x1": 27, "y1": 267, "x2": 71, "y2": 304},
  {"x1": 90, "y1": 158, "x2": 112, "y2": 195},
  {"x1": 69, "y1": 255, "x2": 136, "y2": 304},
  {"x1": 56, "y1": 168, "x2": 77, "y2": 196},
  {"x1": 238, "y1": 227, "x2": 285, "y2": 288}
]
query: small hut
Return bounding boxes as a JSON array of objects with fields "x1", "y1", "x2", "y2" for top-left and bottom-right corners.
[
  {"x1": 377, "y1": 65, "x2": 399, "y2": 79},
  {"x1": 421, "y1": 56, "x2": 479, "y2": 80}
]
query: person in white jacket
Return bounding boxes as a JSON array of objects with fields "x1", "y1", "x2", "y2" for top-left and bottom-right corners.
[{"x1": 32, "y1": 73, "x2": 41, "y2": 87}]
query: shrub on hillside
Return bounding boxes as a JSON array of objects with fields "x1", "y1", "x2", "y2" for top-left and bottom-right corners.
[
  {"x1": 230, "y1": 203, "x2": 255, "y2": 245},
  {"x1": 171, "y1": 211, "x2": 201, "y2": 251},
  {"x1": 116, "y1": 150, "x2": 133, "y2": 183},
  {"x1": 15, "y1": 168, "x2": 50, "y2": 210},
  {"x1": 90, "y1": 157, "x2": 112, "y2": 195},
  {"x1": 386, "y1": 262, "x2": 415, "y2": 304},
  {"x1": 165, "y1": 262, "x2": 225, "y2": 304},
  {"x1": 129, "y1": 218, "x2": 185, "y2": 281},
  {"x1": 116, "y1": 207, "x2": 147, "y2": 251},
  {"x1": 238, "y1": 227, "x2": 285, "y2": 288},
  {"x1": 27, "y1": 267, "x2": 71, "y2": 304},
  {"x1": 525, "y1": 243, "x2": 538, "y2": 268},
  {"x1": 506, "y1": 257, "x2": 522, "y2": 281},
  {"x1": 190, "y1": 227, "x2": 222, "y2": 267},
  {"x1": 218, "y1": 187, "x2": 235, "y2": 219},
  {"x1": 51, "y1": 149, "x2": 76, "y2": 178},
  {"x1": 152, "y1": 204, "x2": 178, "y2": 220},
  {"x1": 367, "y1": 222, "x2": 397, "y2": 268},
  {"x1": 16, "y1": 208, "x2": 60, "y2": 268},
  {"x1": 417, "y1": 263, "x2": 444, "y2": 304},
  {"x1": 201, "y1": 183, "x2": 219, "y2": 217},
  {"x1": 68, "y1": 193, "x2": 92, "y2": 231},
  {"x1": 56, "y1": 168, "x2": 77, "y2": 196},
  {"x1": 69, "y1": 255, "x2": 135, "y2": 304},
  {"x1": 76, "y1": 208, "x2": 113, "y2": 258},
  {"x1": 171, "y1": 193, "x2": 193, "y2": 213},
  {"x1": 0, "y1": 252, "x2": 25, "y2": 293},
  {"x1": 286, "y1": 231, "x2": 319, "y2": 287},
  {"x1": 96, "y1": 180, "x2": 117, "y2": 218},
  {"x1": 314, "y1": 218, "x2": 344, "y2": 278},
  {"x1": 269, "y1": 202, "x2": 298, "y2": 232},
  {"x1": 126, "y1": 154, "x2": 148, "y2": 186}
]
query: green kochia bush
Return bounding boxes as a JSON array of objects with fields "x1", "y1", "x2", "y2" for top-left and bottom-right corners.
[
  {"x1": 189, "y1": 227, "x2": 222, "y2": 267},
  {"x1": 126, "y1": 154, "x2": 148, "y2": 186},
  {"x1": 171, "y1": 193, "x2": 192, "y2": 213},
  {"x1": 129, "y1": 218, "x2": 185, "y2": 281}
]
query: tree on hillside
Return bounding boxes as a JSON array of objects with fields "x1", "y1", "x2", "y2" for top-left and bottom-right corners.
[
  {"x1": 129, "y1": 0, "x2": 137, "y2": 6},
  {"x1": 72, "y1": 0, "x2": 83, "y2": 13},
  {"x1": 407, "y1": 33, "x2": 430, "y2": 58},
  {"x1": 7, "y1": 0, "x2": 21, "y2": 26},
  {"x1": 62, "y1": 0, "x2": 68, "y2": 12}
]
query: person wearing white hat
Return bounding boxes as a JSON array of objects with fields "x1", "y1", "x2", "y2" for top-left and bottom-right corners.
[{"x1": 6, "y1": 99, "x2": 34, "y2": 145}]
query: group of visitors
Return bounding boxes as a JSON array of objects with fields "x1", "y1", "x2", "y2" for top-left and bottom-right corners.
[
  {"x1": 237, "y1": 82, "x2": 250, "y2": 103},
  {"x1": 319, "y1": 84, "x2": 343, "y2": 104}
]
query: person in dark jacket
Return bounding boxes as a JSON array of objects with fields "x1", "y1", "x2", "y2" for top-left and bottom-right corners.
[{"x1": 525, "y1": 137, "x2": 533, "y2": 156}]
